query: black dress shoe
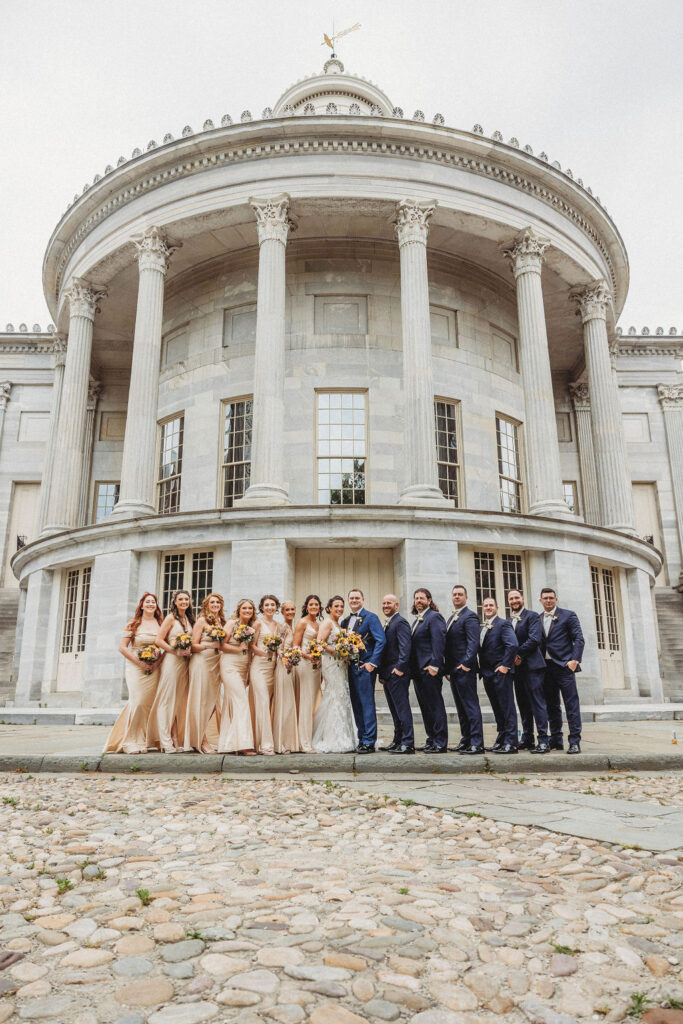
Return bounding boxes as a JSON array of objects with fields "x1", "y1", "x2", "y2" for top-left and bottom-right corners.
[
  {"x1": 380, "y1": 740, "x2": 400, "y2": 752},
  {"x1": 492, "y1": 744, "x2": 518, "y2": 754},
  {"x1": 529, "y1": 742, "x2": 550, "y2": 754},
  {"x1": 517, "y1": 739, "x2": 535, "y2": 751},
  {"x1": 451, "y1": 740, "x2": 468, "y2": 752},
  {"x1": 463, "y1": 745, "x2": 485, "y2": 755},
  {"x1": 549, "y1": 741, "x2": 564, "y2": 750},
  {"x1": 356, "y1": 743, "x2": 376, "y2": 754},
  {"x1": 567, "y1": 742, "x2": 581, "y2": 754},
  {"x1": 388, "y1": 744, "x2": 415, "y2": 755},
  {"x1": 422, "y1": 742, "x2": 436, "y2": 752},
  {"x1": 425, "y1": 745, "x2": 448, "y2": 753},
  {"x1": 485, "y1": 742, "x2": 503, "y2": 752}
]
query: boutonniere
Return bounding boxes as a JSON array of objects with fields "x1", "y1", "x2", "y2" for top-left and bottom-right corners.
[
  {"x1": 356, "y1": 615, "x2": 364, "y2": 626},
  {"x1": 552, "y1": 615, "x2": 558, "y2": 622},
  {"x1": 416, "y1": 613, "x2": 425, "y2": 623}
]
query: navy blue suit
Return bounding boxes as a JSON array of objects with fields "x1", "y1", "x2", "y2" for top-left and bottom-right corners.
[
  {"x1": 341, "y1": 608, "x2": 386, "y2": 747},
  {"x1": 444, "y1": 607, "x2": 482, "y2": 748},
  {"x1": 410, "y1": 608, "x2": 447, "y2": 749},
  {"x1": 478, "y1": 616, "x2": 519, "y2": 747},
  {"x1": 378, "y1": 613, "x2": 414, "y2": 746},
  {"x1": 541, "y1": 607, "x2": 584, "y2": 745},
  {"x1": 509, "y1": 609, "x2": 548, "y2": 744}
]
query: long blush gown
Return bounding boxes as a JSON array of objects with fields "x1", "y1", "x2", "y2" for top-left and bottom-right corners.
[
  {"x1": 146, "y1": 617, "x2": 190, "y2": 752},
  {"x1": 248, "y1": 624, "x2": 279, "y2": 754},
  {"x1": 272, "y1": 625, "x2": 301, "y2": 754},
  {"x1": 217, "y1": 632, "x2": 255, "y2": 753},
  {"x1": 297, "y1": 622, "x2": 322, "y2": 754},
  {"x1": 183, "y1": 629, "x2": 221, "y2": 751},
  {"x1": 103, "y1": 624, "x2": 161, "y2": 754}
]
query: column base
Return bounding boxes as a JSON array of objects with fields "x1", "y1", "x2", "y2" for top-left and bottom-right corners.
[
  {"x1": 40, "y1": 524, "x2": 70, "y2": 538},
  {"x1": 606, "y1": 522, "x2": 637, "y2": 536},
  {"x1": 109, "y1": 500, "x2": 156, "y2": 520},
  {"x1": 234, "y1": 483, "x2": 291, "y2": 508},
  {"x1": 398, "y1": 485, "x2": 453, "y2": 508},
  {"x1": 528, "y1": 498, "x2": 574, "y2": 520}
]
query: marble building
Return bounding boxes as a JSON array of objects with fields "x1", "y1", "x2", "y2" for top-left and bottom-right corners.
[{"x1": 1, "y1": 58, "x2": 682, "y2": 709}]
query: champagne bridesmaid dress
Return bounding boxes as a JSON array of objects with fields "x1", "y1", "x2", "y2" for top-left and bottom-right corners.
[
  {"x1": 248, "y1": 624, "x2": 278, "y2": 755},
  {"x1": 272, "y1": 624, "x2": 301, "y2": 754},
  {"x1": 297, "y1": 622, "x2": 322, "y2": 753},
  {"x1": 103, "y1": 624, "x2": 161, "y2": 754},
  {"x1": 217, "y1": 627, "x2": 255, "y2": 753},
  {"x1": 183, "y1": 628, "x2": 221, "y2": 751},
  {"x1": 146, "y1": 617, "x2": 190, "y2": 752}
]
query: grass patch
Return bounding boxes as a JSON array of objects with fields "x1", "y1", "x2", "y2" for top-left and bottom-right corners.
[
  {"x1": 135, "y1": 888, "x2": 151, "y2": 906},
  {"x1": 56, "y1": 878, "x2": 73, "y2": 894},
  {"x1": 552, "y1": 943, "x2": 578, "y2": 956},
  {"x1": 398, "y1": 886, "x2": 409, "y2": 895},
  {"x1": 627, "y1": 993, "x2": 652, "y2": 1017}
]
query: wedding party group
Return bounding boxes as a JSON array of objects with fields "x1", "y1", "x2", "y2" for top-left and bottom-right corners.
[{"x1": 103, "y1": 582, "x2": 586, "y2": 757}]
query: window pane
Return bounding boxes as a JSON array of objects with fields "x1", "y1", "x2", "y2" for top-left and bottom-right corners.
[
  {"x1": 61, "y1": 569, "x2": 79, "y2": 654},
  {"x1": 192, "y1": 551, "x2": 214, "y2": 610},
  {"x1": 94, "y1": 482, "x2": 120, "y2": 523},
  {"x1": 563, "y1": 481, "x2": 578, "y2": 515},
  {"x1": 435, "y1": 400, "x2": 460, "y2": 506},
  {"x1": 501, "y1": 554, "x2": 523, "y2": 614},
  {"x1": 223, "y1": 399, "x2": 253, "y2": 508},
  {"x1": 157, "y1": 416, "x2": 184, "y2": 514},
  {"x1": 76, "y1": 566, "x2": 91, "y2": 653},
  {"x1": 474, "y1": 551, "x2": 496, "y2": 620},
  {"x1": 601, "y1": 568, "x2": 620, "y2": 651}
]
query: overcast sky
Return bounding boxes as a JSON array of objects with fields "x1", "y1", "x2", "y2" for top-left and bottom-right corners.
[{"x1": 1, "y1": 0, "x2": 681, "y2": 331}]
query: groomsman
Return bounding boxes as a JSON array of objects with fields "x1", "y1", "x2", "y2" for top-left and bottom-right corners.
[
  {"x1": 444, "y1": 585, "x2": 483, "y2": 754},
  {"x1": 378, "y1": 594, "x2": 414, "y2": 754},
  {"x1": 410, "y1": 588, "x2": 448, "y2": 753},
  {"x1": 539, "y1": 588, "x2": 585, "y2": 754},
  {"x1": 478, "y1": 596, "x2": 519, "y2": 754},
  {"x1": 341, "y1": 588, "x2": 386, "y2": 754},
  {"x1": 507, "y1": 589, "x2": 550, "y2": 754}
]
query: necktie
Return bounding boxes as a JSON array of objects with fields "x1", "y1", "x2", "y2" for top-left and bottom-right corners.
[
  {"x1": 411, "y1": 618, "x2": 420, "y2": 635},
  {"x1": 511, "y1": 616, "x2": 519, "y2": 632}
]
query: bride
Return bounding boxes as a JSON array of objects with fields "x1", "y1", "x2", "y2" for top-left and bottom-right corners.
[{"x1": 312, "y1": 596, "x2": 357, "y2": 753}]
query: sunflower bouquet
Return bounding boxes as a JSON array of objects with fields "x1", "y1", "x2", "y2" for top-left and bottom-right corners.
[
  {"x1": 335, "y1": 628, "x2": 365, "y2": 664},
  {"x1": 307, "y1": 640, "x2": 324, "y2": 669},
  {"x1": 233, "y1": 623, "x2": 256, "y2": 654},
  {"x1": 172, "y1": 632, "x2": 193, "y2": 652},
  {"x1": 262, "y1": 633, "x2": 283, "y2": 661},
  {"x1": 281, "y1": 646, "x2": 302, "y2": 672},
  {"x1": 138, "y1": 644, "x2": 161, "y2": 674},
  {"x1": 206, "y1": 625, "x2": 227, "y2": 646}
]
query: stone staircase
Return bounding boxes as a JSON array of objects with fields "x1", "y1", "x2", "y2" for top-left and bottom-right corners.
[
  {"x1": 0, "y1": 587, "x2": 20, "y2": 704},
  {"x1": 656, "y1": 590, "x2": 683, "y2": 702}
]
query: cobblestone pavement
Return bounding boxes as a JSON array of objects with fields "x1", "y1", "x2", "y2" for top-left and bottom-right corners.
[
  {"x1": 0, "y1": 773, "x2": 681, "y2": 1024},
  {"x1": 498, "y1": 772, "x2": 683, "y2": 808}
]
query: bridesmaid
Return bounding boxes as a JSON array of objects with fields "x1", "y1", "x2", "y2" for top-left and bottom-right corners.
[
  {"x1": 217, "y1": 598, "x2": 257, "y2": 756},
  {"x1": 293, "y1": 594, "x2": 323, "y2": 753},
  {"x1": 184, "y1": 593, "x2": 225, "y2": 754},
  {"x1": 147, "y1": 590, "x2": 194, "y2": 753},
  {"x1": 249, "y1": 595, "x2": 282, "y2": 755},
  {"x1": 103, "y1": 593, "x2": 164, "y2": 754},
  {"x1": 272, "y1": 598, "x2": 301, "y2": 754}
]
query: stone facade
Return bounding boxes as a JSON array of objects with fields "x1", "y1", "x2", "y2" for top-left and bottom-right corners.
[{"x1": 1, "y1": 58, "x2": 681, "y2": 708}]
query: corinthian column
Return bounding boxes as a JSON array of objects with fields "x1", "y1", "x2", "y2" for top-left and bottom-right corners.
[
  {"x1": 37, "y1": 336, "x2": 67, "y2": 532},
  {"x1": 237, "y1": 194, "x2": 292, "y2": 506},
  {"x1": 569, "y1": 382, "x2": 600, "y2": 525},
  {"x1": 572, "y1": 280, "x2": 635, "y2": 533},
  {"x1": 395, "y1": 199, "x2": 451, "y2": 506},
  {"x1": 112, "y1": 227, "x2": 175, "y2": 518},
  {"x1": 43, "y1": 280, "x2": 106, "y2": 534},
  {"x1": 77, "y1": 378, "x2": 101, "y2": 525},
  {"x1": 657, "y1": 383, "x2": 683, "y2": 587},
  {"x1": 504, "y1": 228, "x2": 570, "y2": 518}
]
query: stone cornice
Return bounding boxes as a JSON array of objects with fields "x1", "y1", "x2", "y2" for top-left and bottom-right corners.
[
  {"x1": 0, "y1": 335, "x2": 68, "y2": 354},
  {"x1": 617, "y1": 343, "x2": 683, "y2": 358}
]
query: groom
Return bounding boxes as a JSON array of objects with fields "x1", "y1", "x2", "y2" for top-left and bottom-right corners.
[{"x1": 341, "y1": 588, "x2": 386, "y2": 753}]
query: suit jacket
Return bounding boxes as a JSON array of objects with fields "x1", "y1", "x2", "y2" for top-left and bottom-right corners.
[
  {"x1": 378, "y1": 613, "x2": 412, "y2": 681},
  {"x1": 508, "y1": 609, "x2": 546, "y2": 671},
  {"x1": 341, "y1": 608, "x2": 386, "y2": 670},
  {"x1": 410, "y1": 607, "x2": 446, "y2": 677},
  {"x1": 477, "y1": 616, "x2": 518, "y2": 677},
  {"x1": 540, "y1": 607, "x2": 585, "y2": 671},
  {"x1": 444, "y1": 607, "x2": 479, "y2": 674}
]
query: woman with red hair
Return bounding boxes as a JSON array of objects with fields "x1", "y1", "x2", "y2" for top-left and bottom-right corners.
[{"x1": 103, "y1": 593, "x2": 164, "y2": 754}]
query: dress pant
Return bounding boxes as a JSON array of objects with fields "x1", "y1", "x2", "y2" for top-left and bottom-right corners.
[
  {"x1": 381, "y1": 673, "x2": 414, "y2": 747},
  {"x1": 449, "y1": 668, "x2": 483, "y2": 748},
  {"x1": 348, "y1": 663, "x2": 378, "y2": 746},
  {"x1": 413, "y1": 668, "x2": 448, "y2": 749},
  {"x1": 543, "y1": 662, "x2": 582, "y2": 745},
  {"x1": 482, "y1": 671, "x2": 518, "y2": 747},
  {"x1": 514, "y1": 667, "x2": 549, "y2": 743}
]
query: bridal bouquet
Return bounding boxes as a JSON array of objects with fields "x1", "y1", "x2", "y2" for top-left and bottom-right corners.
[
  {"x1": 262, "y1": 633, "x2": 283, "y2": 661},
  {"x1": 206, "y1": 625, "x2": 227, "y2": 645},
  {"x1": 172, "y1": 632, "x2": 193, "y2": 652},
  {"x1": 233, "y1": 624, "x2": 256, "y2": 654},
  {"x1": 281, "y1": 645, "x2": 302, "y2": 672},
  {"x1": 138, "y1": 644, "x2": 161, "y2": 674},
  {"x1": 307, "y1": 640, "x2": 324, "y2": 668},
  {"x1": 335, "y1": 628, "x2": 365, "y2": 664}
]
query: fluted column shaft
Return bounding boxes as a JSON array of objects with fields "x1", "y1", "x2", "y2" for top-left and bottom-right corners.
[
  {"x1": 77, "y1": 379, "x2": 101, "y2": 525},
  {"x1": 0, "y1": 381, "x2": 11, "y2": 447},
  {"x1": 239, "y1": 195, "x2": 291, "y2": 506},
  {"x1": 37, "y1": 339, "x2": 66, "y2": 532},
  {"x1": 44, "y1": 282, "x2": 104, "y2": 534},
  {"x1": 504, "y1": 229, "x2": 570, "y2": 517},
  {"x1": 113, "y1": 228, "x2": 173, "y2": 518},
  {"x1": 395, "y1": 200, "x2": 450, "y2": 506},
  {"x1": 574, "y1": 280, "x2": 635, "y2": 533},
  {"x1": 569, "y1": 383, "x2": 600, "y2": 525},
  {"x1": 658, "y1": 384, "x2": 683, "y2": 586}
]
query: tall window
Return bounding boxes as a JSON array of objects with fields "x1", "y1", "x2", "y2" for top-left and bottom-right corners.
[
  {"x1": 317, "y1": 392, "x2": 366, "y2": 505},
  {"x1": 474, "y1": 550, "x2": 525, "y2": 618},
  {"x1": 157, "y1": 415, "x2": 184, "y2": 514},
  {"x1": 496, "y1": 415, "x2": 522, "y2": 513},
  {"x1": 223, "y1": 399, "x2": 253, "y2": 508},
  {"x1": 474, "y1": 551, "x2": 496, "y2": 618},
  {"x1": 563, "y1": 481, "x2": 579, "y2": 515},
  {"x1": 161, "y1": 550, "x2": 214, "y2": 613},
  {"x1": 93, "y1": 482, "x2": 120, "y2": 523},
  {"x1": 61, "y1": 566, "x2": 92, "y2": 655},
  {"x1": 435, "y1": 399, "x2": 461, "y2": 506},
  {"x1": 591, "y1": 565, "x2": 620, "y2": 652}
]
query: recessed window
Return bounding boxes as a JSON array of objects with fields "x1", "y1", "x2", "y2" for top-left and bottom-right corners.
[
  {"x1": 161, "y1": 550, "x2": 214, "y2": 613},
  {"x1": 223, "y1": 304, "x2": 257, "y2": 347},
  {"x1": 430, "y1": 306, "x2": 457, "y2": 345},
  {"x1": 61, "y1": 565, "x2": 91, "y2": 655},
  {"x1": 314, "y1": 295, "x2": 368, "y2": 335},
  {"x1": 435, "y1": 399, "x2": 462, "y2": 506},
  {"x1": 93, "y1": 482, "x2": 120, "y2": 523},
  {"x1": 222, "y1": 398, "x2": 253, "y2": 507},
  {"x1": 162, "y1": 330, "x2": 188, "y2": 367},
  {"x1": 157, "y1": 415, "x2": 184, "y2": 515},
  {"x1": 496, "y1": 415, "x2": 523, "y2": 513},
  {"x1": 591, "y1": 565, "x2": 620, "y2": 652},
  {"x1": 563, "y1": 481, "x2": 579, "y2": 515},
  {"x1": 474, "y1": 550, "x2": 525, "y2": 618},
  {"x1": 317, "y1": 391, "x2": 367, "y2": 505}
]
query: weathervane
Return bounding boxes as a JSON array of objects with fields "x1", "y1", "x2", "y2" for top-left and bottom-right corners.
[{"x1": 322, "y1": 21, "x2": 361, "y2": 58}]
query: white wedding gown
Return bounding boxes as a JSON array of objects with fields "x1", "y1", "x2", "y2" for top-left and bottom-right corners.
[{"x1": 312, "y1": 623, "x2": 358, "y2": 753}]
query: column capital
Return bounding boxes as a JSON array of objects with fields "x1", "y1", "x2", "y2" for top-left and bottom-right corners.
[
  {"x1": 64, "y1": 278, "x2": 107, "y2": 322},
  {"x1": 571, "y1": 279, "x2": 613, "y2": 324},
  {"x1": 250, "y1": 194, "x2": 293, "y2": 246},
  {"x1": 50, "y1": 333, "x2": 68, "y2": 366},
  {"x1": 133, "y1": 226, "x2": 177, "y2": 274},
  {"x1": 0, "y1": 381, "x2": 11, "y2": 411},
  {"x1": 657, "y1": 383, "x2": 683, "y2": 409},
  {"x1": 87, "y1": 377, "x2": 102, "y2": 411},
  {"x1": 503, "y1": 227, "x2": 549, "y2": 277},
  {"x1": 569, "y1": 381, "x2": 591, "y2": 410},
  {"x1": 394, "y1": 199, "x2": 437, "y2": 247},
  {"x1": 608, "y1": 333, "x2": 621, "y2": 371}
]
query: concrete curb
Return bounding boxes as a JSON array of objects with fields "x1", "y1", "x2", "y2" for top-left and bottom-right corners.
[{"x1": 0, "y1": 751, "x2": 680, "y2": 775}]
